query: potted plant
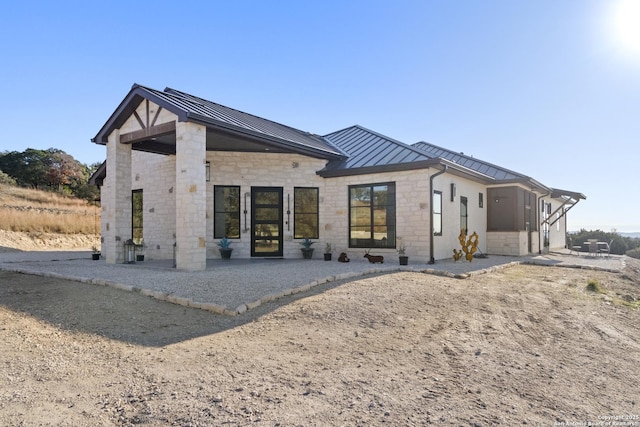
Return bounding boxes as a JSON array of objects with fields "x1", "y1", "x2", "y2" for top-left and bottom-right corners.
[
  {"x1": 217, "y1": 237, "x2": 233, "y2": 259},
  {"x1": 324, "y1": 243, "x2": 332, "y2": 261},
  {"x1": 398, "y1": 243, "x2": 408, "y2": 265},
  {"x1": 135, "y1": 240, "x2": 146, "y2": 262},
  {"x1": 300, "y1": 238, "x2": 315, "y2": 259},
  {"x1": 91, "y1": 245, "x2": 101, "y2": 261}
]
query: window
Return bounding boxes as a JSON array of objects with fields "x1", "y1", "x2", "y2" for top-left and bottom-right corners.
[
  {"x1": 479, "y1": 192, "x2": 484, "y2": 208},
  {"x1": 132, "y1": 189, "x2": 143, "y2": 245},
  {"x1": 214, "y1": 186, "x2": 240, "y2": 238},
  {"x1": 433, "y1": 191, "x2": 442, "y2": 236},
  {"x1": 349, "y1": 183, "x2": 396, "y2": 248},
  {"x1": 294, "y1": 187, "x2": 319, "y2": 239},
  {"x1": 460, "y1": 196, "x2": 468, "y2": 234}
]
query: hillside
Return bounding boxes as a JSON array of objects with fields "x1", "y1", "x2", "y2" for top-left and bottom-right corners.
[{"x1": 0, "y1": 184, "x2": 100, "y2": 251}]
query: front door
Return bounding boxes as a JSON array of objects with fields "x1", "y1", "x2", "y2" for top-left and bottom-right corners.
[{"x1": 251, "y1": 187, "x2": 283, "y2": 257}]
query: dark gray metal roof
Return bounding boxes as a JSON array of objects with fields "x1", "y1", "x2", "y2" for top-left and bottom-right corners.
[
  {"x1": 412, "y1": 141, "x2": 524, "y2": 181},
  {"x1": 412, "y1": 141, "x2": 554, "y2": 193},
  {"x1": 550, "y1": 188, "x2": 586, "y2": 201},
  {"x1": 92, "y1": 84, "x2": 345, "y2": 159},
  {"x1": 319, "y1": 125, "x2": 436, "y2": 176}
]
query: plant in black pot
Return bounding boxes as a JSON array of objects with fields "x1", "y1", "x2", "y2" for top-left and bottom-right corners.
[
  {"x1": 300, "y1": 238, "x2": 315, "y2": 259},
  {"x1": 398, "y1": 242, "x2": 408, "y2": 265},
  {"x1": 91, "y1": 245, "x2": 101, "y2": 261},
  {"x1": 218, "y1": 237, "x2": 233, "y2": 259},
  {"x1": 324, "y1": 242, "x2": 332, "y2": 261},
  {"x1": 135, "y1": 240, "x2": 146, "y2": 262}
]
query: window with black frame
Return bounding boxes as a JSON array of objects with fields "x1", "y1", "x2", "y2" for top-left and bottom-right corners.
[
  {"x1": 294, "y1": 187, "x2": 319, "y2": 239},
  {"x1": 349, "y1": 183, "x2": 395, "y2": 248},
  {"x1": 460, "y1": 196, "x2": 468, "y2": 234},
  {"x1": 132, "y1": 189, "x2": 143, "y2": 245},
  {"x1": 214, "y1": 186, "x2": 240, "y2": 239},
  {"x1": 433, "y1": 191, "x2": 442, "y2": 236}
]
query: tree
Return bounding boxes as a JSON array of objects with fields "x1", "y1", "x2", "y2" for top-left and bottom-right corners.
[{"x1": 0, "y1": 148, "x2": 101, "y2": 201}]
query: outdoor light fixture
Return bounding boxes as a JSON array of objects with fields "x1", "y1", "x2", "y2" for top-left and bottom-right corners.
[
  {"x1": 205, "y1": 161, "x2": 211, "y2": 182},
  {"x1": 124, "y1": 239, "x2": 136, "y2": 264},
  {"x1": 450, "y1": 183, "x2": 456, "y2": 202}
]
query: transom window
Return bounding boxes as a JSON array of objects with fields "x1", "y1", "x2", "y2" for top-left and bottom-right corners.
[
  {"x1": 349, "y1": 182, "x2": 395, "y2": 248},
  {"x1": 294, "y1": 187, "x2": 319, "y2": 239},
  {"x1": 214, "y1": 186, "x2": 240, "y2": 239}
]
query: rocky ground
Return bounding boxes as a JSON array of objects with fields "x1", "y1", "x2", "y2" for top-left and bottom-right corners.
[
  {"x1": 1, "y1": 252, "x2": 639, "y2": 426},
  {"x1": 0, "y1": 230, "x2": 100, "y2": 252}
]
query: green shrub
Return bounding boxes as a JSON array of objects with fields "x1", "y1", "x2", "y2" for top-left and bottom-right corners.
[
  {"x1": 586, "y1": 278, "x2": 606, "y2": 294},
  {"x1": 0, "y1": 169, "x2": 16, "y2": 185},
  {"x1": 626, "y1": 248, "x2": 640, "y2": 260}
]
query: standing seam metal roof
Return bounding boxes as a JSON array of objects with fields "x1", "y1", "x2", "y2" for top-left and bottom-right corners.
[
  {"x1": 412, "y1": 141, "x2": 524, "y2": 181},
  {"x1": 321, "y1": 125, "x2": 434, "y2": 171},
  {"x1": 93, "y1": 84, "x2": 345, "y2": 158},
  {"x1": 157, "y1": 86, "x2": 345, "y2": 157}
]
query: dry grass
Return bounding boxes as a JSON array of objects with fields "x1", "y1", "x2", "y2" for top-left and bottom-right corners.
[{"x1": 0, "y1": 184, "x2": 100, "y2": 234}]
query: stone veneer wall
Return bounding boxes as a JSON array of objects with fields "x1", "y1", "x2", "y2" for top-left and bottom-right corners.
[
  {"x1": 486, "y1": 231, "x2": 540, "y2": 256},
  {"x1": 120, "y1": 148, "x2": 494, "y2": 263},
  {"x1": 206, "y1": 151, "x2": 327, "y2": 259},
  {"x1": 130, "y1": 151, "x2": 176, "y2": 260}
]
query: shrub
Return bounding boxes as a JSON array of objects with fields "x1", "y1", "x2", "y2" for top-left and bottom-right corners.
[
  {"x1": 586, "y1": 278, "x2": 606, "y2": 294},
  {"x1": 626, "y1": 247, "x2": 640, "y2": 260},
  {"x1": 0, "y1": 169, "x2": 16, "y2": 186}
]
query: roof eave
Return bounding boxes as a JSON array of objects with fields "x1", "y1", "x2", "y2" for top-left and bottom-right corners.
[
  {"x1": 186, "y1": 112, "x2": 345, "y2": 160},
  {"x1": 550, "y1": 188, "x2": 587, "y2": 201},
  {"x1": 317, "y1": 158, "x2": 494, "y2": 181}
]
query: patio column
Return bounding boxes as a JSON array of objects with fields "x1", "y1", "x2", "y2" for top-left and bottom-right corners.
[
  {"x1": 175, "y1": 122, "x2": 207, "y2": 271},
  {"x1": 104, "y1": 129, "x2": 132, "y2": 264}
]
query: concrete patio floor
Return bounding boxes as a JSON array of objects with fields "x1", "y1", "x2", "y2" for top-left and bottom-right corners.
[{"x1": 0, "y1": 249, "x2": 626, "y2": 316}]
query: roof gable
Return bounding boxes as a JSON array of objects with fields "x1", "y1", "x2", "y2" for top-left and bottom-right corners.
[{"x1": 92, "y1": 84, "x2": 344, "y2": 159}]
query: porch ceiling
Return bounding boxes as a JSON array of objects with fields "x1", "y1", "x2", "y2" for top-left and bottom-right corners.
[{"x1": 126, "y1": 127, "x2": 309, "y2": 156}]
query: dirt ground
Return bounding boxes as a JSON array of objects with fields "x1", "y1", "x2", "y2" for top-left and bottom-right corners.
[{"x1": 1, "y1": 258, "x2": 639, "y2": 426}]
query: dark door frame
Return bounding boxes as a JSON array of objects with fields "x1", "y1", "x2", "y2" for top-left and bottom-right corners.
[{"x1": 251, "y1": 186, "x2": 283, "y2": 257}]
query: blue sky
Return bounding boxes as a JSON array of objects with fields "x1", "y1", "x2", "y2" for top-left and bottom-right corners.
[{"x1": 1, "y1": 1, "x2": 638, "y2": 232}]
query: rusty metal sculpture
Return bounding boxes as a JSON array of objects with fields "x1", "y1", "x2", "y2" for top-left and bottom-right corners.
[{"x1": 453, "y1": 230, "x2": 479, "y2": 262}]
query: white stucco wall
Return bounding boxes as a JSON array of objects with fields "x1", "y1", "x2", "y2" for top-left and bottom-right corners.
[{"x1": 431, "y1": 175, "x2": 488, "y2": 261}]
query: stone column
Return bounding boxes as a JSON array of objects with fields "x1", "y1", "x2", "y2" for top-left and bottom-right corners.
[
  {"x1": 104, "y1": 129, "x2": 132, "y2": 264},
  {"x1": 175, "y1": 122, "x2": 207, "y2": 271}
]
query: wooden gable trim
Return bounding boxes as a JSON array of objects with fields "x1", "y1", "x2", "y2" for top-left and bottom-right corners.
[{"x1": 120, "y1": 121, "x2": 176, "y2": 144}]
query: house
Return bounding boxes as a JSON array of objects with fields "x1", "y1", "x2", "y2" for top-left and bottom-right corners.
[{"x1": 90, "y1": 84, "x2": 585, "y2": 271}]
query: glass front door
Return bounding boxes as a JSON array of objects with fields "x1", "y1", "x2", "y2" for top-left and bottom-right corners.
[{"x1": 251, "y1": 187, "x2": 283, "y2": 257}]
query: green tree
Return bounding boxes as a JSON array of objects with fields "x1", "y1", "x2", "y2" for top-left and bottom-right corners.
[{"x1": 0, "y1": 168, "x2": 16, "y2": 185}]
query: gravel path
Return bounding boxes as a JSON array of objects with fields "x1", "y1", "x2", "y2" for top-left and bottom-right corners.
[{"x1": 0, "y1": 249, "x2": 626, "y2": 315}]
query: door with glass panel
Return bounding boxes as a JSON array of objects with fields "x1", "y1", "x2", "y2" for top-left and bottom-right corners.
[{"x1": 251, "y1": 187, "x2": 283, "y2": 257}]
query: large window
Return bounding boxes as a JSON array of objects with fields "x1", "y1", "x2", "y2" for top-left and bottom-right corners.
[
  {"x1": 294, "y1": 187, "x2": 319, "y2": 239},
  {"x1": 433, "y1": 191, "x2": 442, "y2": 236},
  {"x1": 214, "y1": 186, "x2": 240, "y2": 239},
  {"x1": 132, "y1": 189, "x2": 143, "y2": 245},
  {"x1": 349, "y1": 182, "x2": 395, "y2": 248}
]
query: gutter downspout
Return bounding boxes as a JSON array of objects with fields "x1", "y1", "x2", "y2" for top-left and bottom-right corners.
[{"x1": 429, "y1": 165, "x2": 448, "y2": 264}]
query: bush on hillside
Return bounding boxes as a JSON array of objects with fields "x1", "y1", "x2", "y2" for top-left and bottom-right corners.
[
  {"x1": 626, "y1": 248, "x2": 640, "y2": 260},
  {"x1": 568, "y1": 230, "x2": 640, "y2": 255},
  {"x1": 0, "y1": 169, "x2": 16, "y2": 185}
]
